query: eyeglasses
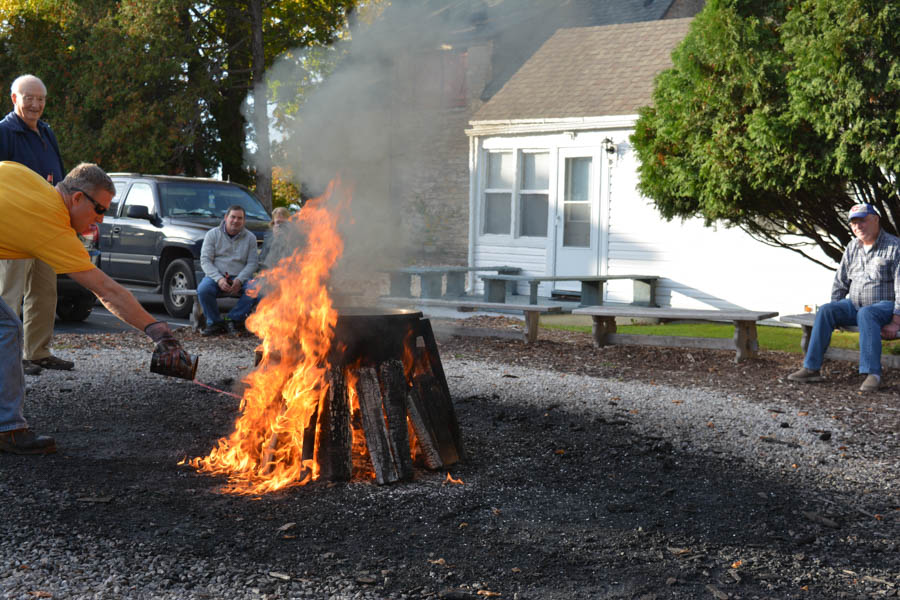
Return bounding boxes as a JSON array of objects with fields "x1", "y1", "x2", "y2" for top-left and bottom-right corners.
[
  {"x1": 71, "y1": 187, "x2": 107, "y2": 215},
  {"x1": 21, "y1": 94, "x2": 46, "y2": 104}
]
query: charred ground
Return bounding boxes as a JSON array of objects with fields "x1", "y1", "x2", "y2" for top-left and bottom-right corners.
[{"x1": 1, "y1": 319, "x2": 897, "y2": 599}]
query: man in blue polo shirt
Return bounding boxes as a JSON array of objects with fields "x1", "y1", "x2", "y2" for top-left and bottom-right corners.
[{"x1": 0, "y1": 74, "x2": 71, "y2": 376}]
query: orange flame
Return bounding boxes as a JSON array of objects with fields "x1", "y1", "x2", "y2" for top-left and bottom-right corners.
[
  {"x1": 344, "y1": 362, "x2": 375, "y2": 480},
  {"x1": 186, "y1": 180, "x2": 349, "y2": 494}
]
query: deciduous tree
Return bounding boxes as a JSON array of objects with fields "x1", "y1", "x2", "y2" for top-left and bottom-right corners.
[{"x1": 0, "y1": 0, "x2": 357, "y2": 203}]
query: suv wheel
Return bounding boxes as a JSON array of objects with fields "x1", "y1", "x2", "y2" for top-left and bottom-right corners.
[
  {"x1": 56, "y1": 292, "x2": 95, "y2": 322},
  {"x1": 162, "y1": 258, "x2": 196, "y2": 319}
]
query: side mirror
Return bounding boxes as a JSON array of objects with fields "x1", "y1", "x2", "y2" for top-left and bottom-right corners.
[{"x1": 125, "y1": 205, "x2": 151, "y2": 220}]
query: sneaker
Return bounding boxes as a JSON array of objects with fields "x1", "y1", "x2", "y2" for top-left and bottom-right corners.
[
  {"x1": 31, "y1": 355, "x2": 74, "y2": 371},
  {"x1": 859, "y1": 374, "x2": 881, "y2": 392},
  {"x1": 22, "y1": 360, "x2": 42, "y2": 376},
  {"x1": 201, "y1": 321, "x2": 227, "y2": 337},
  {"x1": 787, "y1": 367, "x2": 823, "y2": 383},
  {"x1": 0, "y1": 428, "x2": 57, "y2": 455}
]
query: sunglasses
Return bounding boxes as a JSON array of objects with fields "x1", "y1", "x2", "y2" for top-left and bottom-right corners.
[{"x1": 72, "y1": 187, "x2": 107, "y2": 215}]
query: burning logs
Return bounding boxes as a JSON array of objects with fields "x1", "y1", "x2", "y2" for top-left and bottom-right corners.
[{"x1": 259, "y1": 308, "x2": 463, "y2": 485}]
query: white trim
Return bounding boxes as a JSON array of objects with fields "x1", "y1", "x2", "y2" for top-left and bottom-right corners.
[
  {"x1": 466, "y1": 115, "x2": 639, "y2": 137},
  {"x1": 467, "y1": 134, "x2": 479, "y2": 285}
]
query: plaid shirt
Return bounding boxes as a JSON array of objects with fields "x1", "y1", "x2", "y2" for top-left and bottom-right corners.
[{"x1": 832, "y1": 229, "x2": 900, "y2": 313}]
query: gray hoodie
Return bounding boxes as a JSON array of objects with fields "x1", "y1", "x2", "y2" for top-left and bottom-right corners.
[{"x1": 200, "y1": 224, "x2": 258, "y2": 283}]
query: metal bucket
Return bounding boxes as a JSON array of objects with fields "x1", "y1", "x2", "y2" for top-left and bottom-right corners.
[{"x1": 150, "y1": 351, "x2": 199, "y2": 381}]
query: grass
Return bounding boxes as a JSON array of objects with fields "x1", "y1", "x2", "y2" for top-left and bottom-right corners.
[{"x1": 539, "y1": 316, "x2": 900, "y2": 355}]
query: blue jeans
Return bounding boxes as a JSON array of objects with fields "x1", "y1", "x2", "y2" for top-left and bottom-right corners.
[
  {"x1": 196, "y1": 276, "x2": 259, "y2": 327},
  {"x1": 0, "y1": 295, "x2": 27, "y2": 432},
  {"x1": 804, "y1": 299, "x2": 894, "y2": 376}
]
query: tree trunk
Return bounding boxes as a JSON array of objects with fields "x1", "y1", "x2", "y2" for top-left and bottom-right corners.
[{"x1": 249, "y1": 0, "x2": 273, "y2": 211}]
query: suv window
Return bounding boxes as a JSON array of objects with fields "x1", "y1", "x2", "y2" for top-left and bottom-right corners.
[
  {"x1": 109, "y1": 179, "x2": 129, "y2": 216},
  {"x1": 158, "y1": 182, "x2": 269, "y2": 221},
  {"x1": 122, "y1": 182, "x2": 155, "y2": 216}
]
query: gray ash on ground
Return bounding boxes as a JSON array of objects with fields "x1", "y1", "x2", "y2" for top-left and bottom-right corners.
[{"x1": 1, "y1": 322, "x2": 897, "y2": 599}]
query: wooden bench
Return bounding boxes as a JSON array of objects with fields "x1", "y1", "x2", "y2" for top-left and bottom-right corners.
[
  {"x1": 378, "y1": 296, "x2": 565, "y2": 344},
  {"x1": 572, "y1": 306, "x2": 779, "y2": 362},
  {"x1": 384, "y1": 265, "x2": 521, "y2": 299},
  {"x1": 479, "y1": 274, "x2": 659, "y2": 307},
  {"x1": 780, "y1": 313, "x2": 900, "y2": 368}
]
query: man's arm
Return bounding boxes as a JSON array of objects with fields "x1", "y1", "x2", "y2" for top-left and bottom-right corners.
[
  {"x1": 885, "y1": 251, "x2": 900, "y2": 339},
  {"x1": 42, "y1": 122, "x2": 65, "y2": 178},
  {"x1": 831, "y1": 246, "x2": 852, "y2": 302},
  {"x1": 235, "y1": 233, "x2": 259, "y2": 284},
  {"x1": 199, "y1": 229, "x2": 223, "y2": 282},
  {"x1": 69, "y1": 267, "x2": 192, "y2": 373},
  {"x1": 0, "y1": 125, "x2": 12, "y2": 161},
  {"x1": 68, "y1": 267, "x2": 157, "y2": 331}
]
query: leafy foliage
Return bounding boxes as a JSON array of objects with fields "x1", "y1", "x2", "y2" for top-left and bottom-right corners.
[
  {"x1": 0, "y1": 0, "x2": 356, "y2": 190},
  {"x1": 632, "y1": 0, "x2": 900, "y2": 267}
]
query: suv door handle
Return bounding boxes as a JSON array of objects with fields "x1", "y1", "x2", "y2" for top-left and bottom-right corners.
[{"x1": 112, "y1": 227, "x2": 121, "y2": 233}]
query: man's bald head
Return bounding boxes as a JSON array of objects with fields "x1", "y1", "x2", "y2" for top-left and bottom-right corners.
[{"x1": 10, "y1": 74, "x2": 47, "y2": 132}]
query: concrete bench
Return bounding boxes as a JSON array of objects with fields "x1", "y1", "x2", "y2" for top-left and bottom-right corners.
[
  {"x1": 572, "y1": 306, "x2": 778, "y2": 362},
  {"x1": 378, "y1": 296, "x2": 565, "y2": 344},
  {"x1": 480, "y1": 274, "x2": 659, "y2": 307},
  {"x1": 780, "y1": 313, "x2": 857, "y2": 353},
  {"x1": 780, "y1": 313, "x2": 900, "y2": 368},
  {"x1": 384, "y1": 265, "x2": 521, "y2": 299}
]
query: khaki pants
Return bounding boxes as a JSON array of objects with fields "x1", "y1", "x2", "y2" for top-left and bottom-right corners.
[{"x1": 0, "y1": 258, "x2": 57, "y2": 361}]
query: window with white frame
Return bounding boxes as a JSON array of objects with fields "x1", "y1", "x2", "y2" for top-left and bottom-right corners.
[
  {"x1": 519, "y1": 152, "x2": 549, "y2": 237},
  {"x1": 482, "y1": 150, "x2": 549, "y2": 238},
  {"x1": 483, "y1": 151, "x2": 513, "y2": 235}
]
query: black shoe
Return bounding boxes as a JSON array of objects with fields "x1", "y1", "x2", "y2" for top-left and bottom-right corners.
[
  {"x1": 201, "y1": 321, "x2": 227, "y2": 336},
  {"x1": 0, "y1": 428, "x2": 57, "y2": 455},
  {"x1": 22, "y1": 360, "x2": 42, "y2": 376},
  {"x1": 226, "y1": 320, "x2": 244, "y2": 335},
  {"x1": 31, "y1": 355, "x2": 74, "y2": 371}
]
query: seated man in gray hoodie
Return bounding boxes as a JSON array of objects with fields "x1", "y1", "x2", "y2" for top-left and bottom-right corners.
[{"x1": 197, "y1": 205, "x2": 259, "y2": 336}]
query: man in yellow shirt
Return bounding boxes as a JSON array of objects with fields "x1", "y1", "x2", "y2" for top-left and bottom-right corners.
[{"x1": 0, "y1": 161, "x2": 191, "y2": 455}]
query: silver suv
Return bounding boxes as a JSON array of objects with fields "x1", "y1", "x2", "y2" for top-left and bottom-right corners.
[{"x1": 101, "y1": 174, "x2": 271, "y2": 318}]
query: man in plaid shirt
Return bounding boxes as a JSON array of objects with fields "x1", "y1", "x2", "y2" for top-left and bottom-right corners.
[{"x1": 789, "y1": 203, "x2": 900, "y2": 391}]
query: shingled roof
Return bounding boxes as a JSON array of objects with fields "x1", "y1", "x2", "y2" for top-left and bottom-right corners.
[{"x1": 472, "y1": 18, "x2": 693, "y2": 122}]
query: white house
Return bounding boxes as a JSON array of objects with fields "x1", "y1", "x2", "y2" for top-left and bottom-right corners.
[{"x1": 465, "y1": 18, "x2": 833, "y2": 317}]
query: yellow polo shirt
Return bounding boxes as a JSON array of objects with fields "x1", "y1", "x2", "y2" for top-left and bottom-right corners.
[{"x1": 0, "y1": 161, "x2": 94, "y2": 273}]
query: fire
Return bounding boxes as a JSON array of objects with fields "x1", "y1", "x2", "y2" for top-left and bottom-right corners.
[
  {"x1": 344, "y1": 362, "x2": 374, "y2": 480},
  {"x1": 186, "y1": 180, "x2": 349, "y2": 494}
]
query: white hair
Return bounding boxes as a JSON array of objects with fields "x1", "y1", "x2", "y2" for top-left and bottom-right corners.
[{"x1": 10, "y1": 74, "x2": 46, "y2": 95}]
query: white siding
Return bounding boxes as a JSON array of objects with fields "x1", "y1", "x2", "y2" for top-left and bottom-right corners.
[
  {"x1": 605, "y1": 142, "x2": 833, "y2": 315},
  {"x1": 469, "y1": 127, "x2": 834, "y2": 317},
  {"x1": 473, "y1": 243, "x2": 547, "y2": 295}
]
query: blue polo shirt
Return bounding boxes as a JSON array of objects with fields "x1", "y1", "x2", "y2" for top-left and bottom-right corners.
[{"x1": 0, "y1": 111, "x2": 64, "y2": 184}]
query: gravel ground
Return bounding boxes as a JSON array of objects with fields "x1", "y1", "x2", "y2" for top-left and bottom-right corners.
[{"x1": 1, "y1": 323, "x2": 898, "y2": 600}]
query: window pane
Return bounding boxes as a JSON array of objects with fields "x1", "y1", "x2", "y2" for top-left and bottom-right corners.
[
  {"x1": 519, "y1": 193, "x2": 548, "y2": 237},
  {"x1": 565, "y1": 157, "x2": 591, "y2": 202},
  {"x1": 123, "y1": 183, "x2": 154, "y2": 213},
  {"x1": 159, "y1": 182, "x2": 270, "y2": 221},
  {"x1": 521, "y1": 153, "x2": 549, "y2": 189},
  {"x1": 487, "y1": 152, "x2": 513, "y2": 189},
  {"x1": 484, "y1": 192, "x2": 511, "y2": 234},
  {"x1": 563, "y1": 203, "x2": 590, "y2": 247},
  {"x1": 109, "y1": 179, "x2": 128, "y2": 216}
]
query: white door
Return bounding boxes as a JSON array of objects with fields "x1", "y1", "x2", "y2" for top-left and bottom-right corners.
[{"x1": 554, "y1": 151, "x2": 600, "y2": 289}]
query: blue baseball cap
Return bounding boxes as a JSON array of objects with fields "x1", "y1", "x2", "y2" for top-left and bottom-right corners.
[{"x1": 849, "y1": 203, "x2": 879, "y2": 221}]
